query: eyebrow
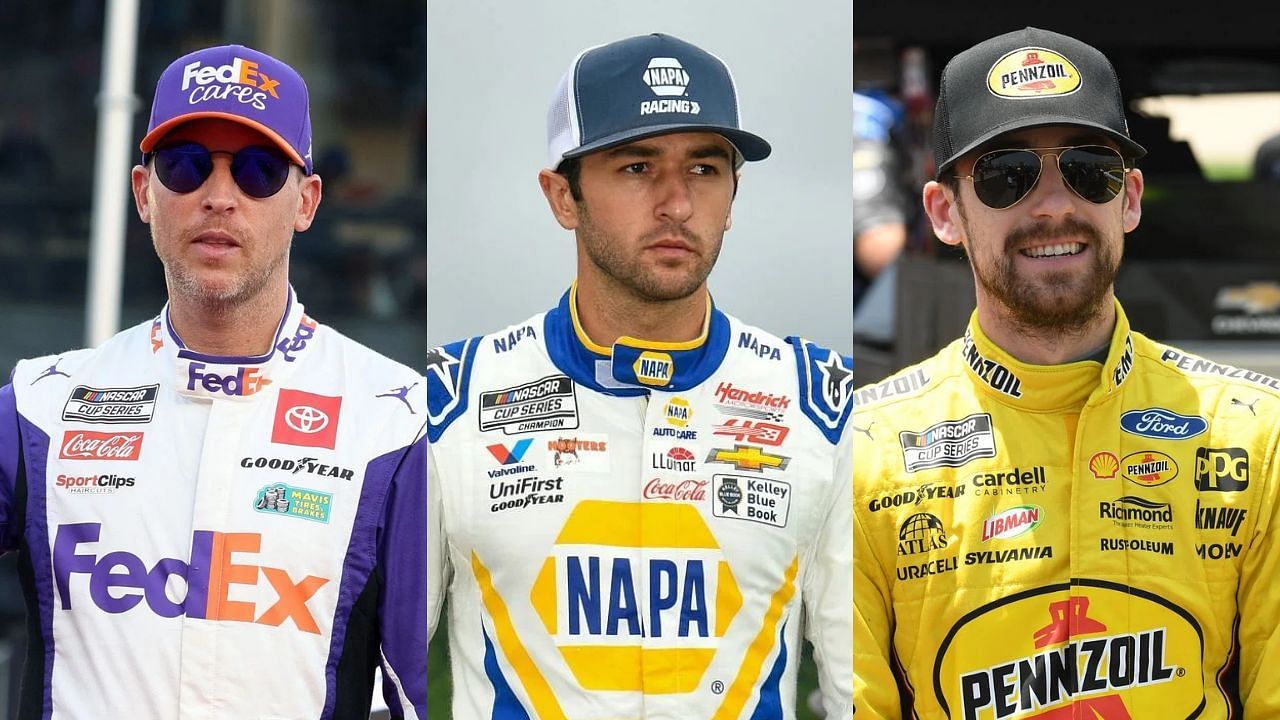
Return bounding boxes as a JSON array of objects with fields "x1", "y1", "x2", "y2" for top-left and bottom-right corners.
[{"x1": 604, "y1": 141, "x2": 733, "y2": 163}]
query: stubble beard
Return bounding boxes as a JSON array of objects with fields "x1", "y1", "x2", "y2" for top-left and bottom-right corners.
[
  {"x1": 156, "y1": 228, "x2": 291, "y2": 312},
  {"x1": 959, "y1": 205, "x2": 1121, "y2": 334},
  {"x1": 577, "y1": 203, "x2": 722, "y2": 303}
]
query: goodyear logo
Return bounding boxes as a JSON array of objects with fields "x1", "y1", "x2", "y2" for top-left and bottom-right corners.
[
  {"x1": 529, "y1": 500, "x2": 740, "y2": 693},
  {"x1": 986, "y1": 47, "x2": 1081, "y2": 99},
  {"x1": 634, "y1": 351, "x2": 674, "y2": 387},
  {"x1": 935, "y1": 581, "x2": 1203, "y2": 719}
]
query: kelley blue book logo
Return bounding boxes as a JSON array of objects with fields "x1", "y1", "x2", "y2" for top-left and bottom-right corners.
[{"x1": 1120, "y1": 408, "x2": 1207, "y2": 440}]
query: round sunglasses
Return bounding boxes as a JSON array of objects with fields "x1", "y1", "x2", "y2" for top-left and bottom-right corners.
[
  {"x1": 149, "y1": 142, "x2": 294, "y2": 199},
  {"x1": 954, "y1": 145, "x2": 1130, "y2": 209}
]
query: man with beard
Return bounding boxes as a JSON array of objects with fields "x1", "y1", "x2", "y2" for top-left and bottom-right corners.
[
  {"x1": 426, "y1": 33, "x2": 853, "y2": 719},
  {"x1": 854, "y1": 28, "x2": 1280, "y2": 717},
  {"x1": 0, "y1": 46, "x2": 426, "y2": 718}
]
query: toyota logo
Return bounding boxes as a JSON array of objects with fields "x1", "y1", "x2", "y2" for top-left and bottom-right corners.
[{"x1": 285, "y1": 405, "x2": 329, "y2": 434}]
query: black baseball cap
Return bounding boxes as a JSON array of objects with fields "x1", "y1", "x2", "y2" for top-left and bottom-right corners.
[
  {"x1": 932, "y1": 27, "x2": 1146, "y2": 177},
  {"x1": 546, "y1": 33, "x2": 771, "y2": 169}
]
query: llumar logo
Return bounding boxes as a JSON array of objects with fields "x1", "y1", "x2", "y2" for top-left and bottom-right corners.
[
  {"x1": 181, "y1": 56, "x2": 281, "y2": 111},
  {"x1": 986, "y1": 47, "x2": 1082, "y2": 98},
  {"x1": 528, "y1": 501, "x2": 740, "y2": 693},
  {"x1": 935, "y1": 581, "x2": 1204, "y2": 720}
]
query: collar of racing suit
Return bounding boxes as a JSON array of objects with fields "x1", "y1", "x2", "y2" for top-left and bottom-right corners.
[
  {"x1": 543, "y1": 282, "x2": 731, "y2": 395},
  {"x1": 151, "y1": 286, "x2": 319, "y2": 401},
  {"x1": 959, "y1": 299, "x2": 1137, "y2": 413}
]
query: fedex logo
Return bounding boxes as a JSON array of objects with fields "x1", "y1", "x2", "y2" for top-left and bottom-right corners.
[
  {"x1": 180, "y1": 57, "x2": 278, "y2": 111},
  {"x1": 276, "y1": 315, "x2": 317, "y2": 362},
  {"x1": 54, "y1": 523, "x2": 328, "y2": 634},
  {"x1": 187, "y1": 362, "x2": 271, "y2": 397}
]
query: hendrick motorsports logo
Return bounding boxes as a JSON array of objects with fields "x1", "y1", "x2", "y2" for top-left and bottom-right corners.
[{"x1": 899, "y1": 414, "x2": 997, "y2": 472}]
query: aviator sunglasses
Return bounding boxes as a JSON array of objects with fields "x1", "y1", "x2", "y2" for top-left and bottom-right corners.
[
  {"x1": 955, "y1": 145, "x2": 1130, "y2": 209},
  {"x1": 149, "y1": 141, "x2": 294, "y2": 199}
]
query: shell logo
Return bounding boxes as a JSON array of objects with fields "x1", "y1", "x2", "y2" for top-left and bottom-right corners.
[
  {"x1": 665, "y1": 397, "x2": 691, "y2": 427},
  {"x1": 634, "y1": 351, "x2": 674, "y2": 387},
  {"x1": 1089, "y1": 451, "x2": 1119, "y2": 479},
  {"x1": 986, "y1": 47, "x2": 1082, "y2": 99},
  {"x1": 528, "y1": 500, "x2": 741, "y2": 693},
  {"x1": 934, "y1": 581, "x2": 1204, "y2": 719},
  {"x1": 1122, "y1": 450, "x2": 1178, "y2": 487}
]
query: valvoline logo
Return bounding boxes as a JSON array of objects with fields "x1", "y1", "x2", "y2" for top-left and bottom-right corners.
[
  {"x1": 54, "y1": 523, "x2": 328, "y2": 634},
  {"x1": 528, "y1": 501, "x2": 741, "y2": 693},
  {"x1": 186, "y1": 362, "x2": 271, "y2": 397},
  {"x1": 181, "y1": 56, "x2": 281, "y2": 111}
]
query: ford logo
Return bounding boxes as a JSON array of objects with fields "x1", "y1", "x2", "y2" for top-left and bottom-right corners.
[{"x1": 1119, "y1": 408, "x2": 1207, "y2": 440}]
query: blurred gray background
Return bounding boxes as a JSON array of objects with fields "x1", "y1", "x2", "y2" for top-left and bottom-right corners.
[{"x1": 427, "y1": 0, "x2": 853, "y2": 354}]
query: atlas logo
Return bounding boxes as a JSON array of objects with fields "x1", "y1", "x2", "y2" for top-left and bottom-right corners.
[
  {"x1": 54, "y1": 523, "x2": 328, "y2": 634},
  {"x1": 528, "y1": 501, "x2": 741, "y2": 693},
  {"x1": 187, "y1": 362, "x2": 270, "y2": 397},
  {"x1": 180, "y1": 56, "x2": 281, "y2": 111}
]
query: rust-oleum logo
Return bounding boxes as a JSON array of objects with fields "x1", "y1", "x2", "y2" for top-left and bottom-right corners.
[{"x1": 934, "y1": 580, "x2": 1205, "y2": 720}]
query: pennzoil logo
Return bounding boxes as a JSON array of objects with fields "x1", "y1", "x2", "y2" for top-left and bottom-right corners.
[
  {"x1": 986, "y1": 47, "x2": 1082, "y2": 98},
  {"x1": 528, "y1": 501, "x2": 740, "y2": 693},
  {"x1": 1121, "y1": 450, "x2": 1178, "y2": 487},
  {"x1": 935, "y1": 581, "x2": 1204, "y2": 720},
  {"x1": 633, "y1": 351, "x2": 674, "y2": 386}
]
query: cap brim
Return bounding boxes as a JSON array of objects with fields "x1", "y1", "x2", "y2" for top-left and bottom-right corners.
[
  {"x1": 559, "y1": 124, "x2": 771, "y2": 167},
  {"x1": 936, "y1": 115, "x2": 1146, "y2": 177},
  {"x1": 140, "y1": 112, "x2": 307, "y2": 169}
]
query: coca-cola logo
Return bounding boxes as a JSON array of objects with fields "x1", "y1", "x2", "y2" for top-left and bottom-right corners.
[
  {"x1": 643, "y1": 477, "x2": 708, "y2": 501},
  {"x1": 59, "y1": 431, "x2": 144, "y2": 461}
]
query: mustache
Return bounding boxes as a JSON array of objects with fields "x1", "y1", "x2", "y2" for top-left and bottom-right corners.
[
  {"x1": 639, "y1": 224, "x2": 702, "y2": 246},
  {"x1": 1005, "y1": 217, "x2": 1103, "y2": 252}
]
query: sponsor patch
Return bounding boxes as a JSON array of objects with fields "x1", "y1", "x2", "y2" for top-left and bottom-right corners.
[
  {"x1": 643, "y1": 477, "x2": 708, "y2": 502},
  {"x1": 1195, "y1": 447, "x2": 1249, "y2": 492},
  {"x1": 62, "y1": 385, "x2": 158, "y2": 424},
  {"x1": 713, "y1": 381, "x2": 788, "y2": 421},
  {"x1": 54, "y1": 473, "x2": 136, "y2": 495},
  {"x1": 853, "y1": 368, "x2": 930, "y2": 408},
  {"x1": 1100, "y1": 496, "x2": 1173, "y2": 530},
  {"x1": 971, "y1": 465, "x2": 1047, "y2": 496},
  {"x1": 1195, "y1": 499, "x2": 1247, "y2": 536},
  {"x1": 712, "y1": 419, "x2": 788, "y2": 447},
  {"x1": 664, "y1": 397, "x2": 691, "y2": 427},
  {"x1": 271, "y1": 390, "x2": 341, "y2": 450},
  {"x1": 633, "y1": 351, "x2": 673, "y2": 387},
  {"x1": 488, "y1": 475, "x2": 565, "y2": 513},
  {"x1": 1120, "y1": 408, "x2": 1207, "y2": 440},
  {"x1": 60, "y1": 431, "x2": 143, "y2": 461},
  {"x1": 1088, "y1": 451, "x2": 1119, "y2": 479},
  {"x1": 253, "y1": 483, "x2": 332, "y2": 523},
  {"x1": 961, "y1": 333, "x2": 1022, "y2": 397},
  {"x1": 239, "y1": 456, "x2": 355, "y2": 481},
  {"x1": 1121, "y1": 451, "x2": 1178, "y2": 487},
  {"x1": 737, "y1": 331, "x2": 782, "y2": 361},
  {"x1": 867, "y1": 481, "x2": 966, "y2": 512},
  {"x1": 704, "y1": 444, "x2": 789, "y2": 473},
  {"x1": 986, "y1": 47, "x2": 1082, "y2": 98},
  {"x1": 487, "y1": 439, "x2": 534, "y2": 465},
  {"x1": 479, "y1": 375, "x2": 579, "y2": 435},
  {"x1": 652, "y1": 446, "x2": 697, "y2": 473},
  {"x1": 711, "y1": 475, "x2": 790, "y2": 528},
  {"x1": 981, "y1": 505, "x2": 1041, "y2": 541},
  {"x1": 899, "y1": 413, "x2": 997, "y2": 473},
  {"x1": 897, "y1": 512, "x2": 948, "y2": 556},
  {"x1": 547, "y1": 434, "x2": 609, "y2": 472}
]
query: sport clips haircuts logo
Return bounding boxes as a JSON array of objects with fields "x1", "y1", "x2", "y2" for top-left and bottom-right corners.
[{"x1": 180, "y1": 56, "x2": 282, "y2": 111}]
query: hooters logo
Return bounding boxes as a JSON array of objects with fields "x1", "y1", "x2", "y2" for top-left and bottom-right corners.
[
  {"x1": 60, "y1": 431, "x2": 143, "y2": 461},
  {"x1": 935, "y1": 580, "x2": 1204, "y2": 719}
]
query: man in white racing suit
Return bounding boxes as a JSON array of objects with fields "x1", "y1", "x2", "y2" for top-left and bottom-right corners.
[
  {"x1": 427, "y1": 33, "x2": 853, "y2": 719},
  {"x1": 0, "y1": 45, "x2": 425, "y2": 718}
]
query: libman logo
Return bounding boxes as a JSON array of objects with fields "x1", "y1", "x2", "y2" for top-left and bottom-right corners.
[
  {"x1": 935, "y1": 581, "x2": 1205, "y2": 720},
  {"x1": 986, "y1": 48, "x2": 1082, "y2": 98},
  {"x1": 981, "y1": 505, "x2": 1042, "y2": 542},
  {"x1": 528, "y1": 500, "x2": 741, "y2": 693}
]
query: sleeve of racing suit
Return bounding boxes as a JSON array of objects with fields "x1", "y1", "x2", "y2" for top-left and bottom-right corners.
[
  {"x1": 379, "y1": 431, "x2": 428, "y2": 719},
  {"x1": 854, "y1": 467, "x2": 899, "y2": 717},
  {"x1": 427, "y1": 440, "x2": 450, "y2": 642},
  {"x1": 0, "y1": 382, "x2": 21, "y2": 553},
  {"x1": 804, "y1": 424, "x2": 854, "y2": 719},
  {"x1": 1239, "y1": 422, "x2": 1280, "y2": 715}
]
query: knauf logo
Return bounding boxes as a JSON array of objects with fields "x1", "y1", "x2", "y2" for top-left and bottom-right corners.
[{"x1": 643, "y1": 57, "x2": 690, "y2": 96}]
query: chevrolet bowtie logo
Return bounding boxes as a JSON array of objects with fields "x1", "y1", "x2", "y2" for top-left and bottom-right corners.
[
  {"x1": 705, "y1": 444, "x2": 790, "y2": 473},
  {"x1": 1216, "y1": 282, "x2": 1280, "y2": 315}
]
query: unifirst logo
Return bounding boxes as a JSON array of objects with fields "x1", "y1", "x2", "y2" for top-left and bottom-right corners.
[{"x1": 181, "y1": 56, "x2": 280, "y2": 111}]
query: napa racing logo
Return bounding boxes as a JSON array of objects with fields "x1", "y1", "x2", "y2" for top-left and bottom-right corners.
[
  {"x1": 180, "y1": 55, "x2": 283, "y2": 111},
  {"x1": 640, "y1": 57, "x2": 699, "y2": 116},
  {"x1": 528, "y1": 500, "x2": 741, "y2": 693},
  {"x1": 935, "y1": 581, "x2": 1204, "y2": 720},
  {"x1": 986, "y1": 47, "x2": 1082, "y2": 98}
]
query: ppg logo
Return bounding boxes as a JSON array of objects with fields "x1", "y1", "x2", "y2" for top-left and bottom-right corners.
[
  {"x1": 1195, "y1": 447, "x2": 1249, "y2": 492},
  {"x1": 643, "y1": 57, "x2": 689, "y2": 97}
]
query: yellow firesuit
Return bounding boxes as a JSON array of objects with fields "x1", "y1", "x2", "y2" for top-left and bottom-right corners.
[{"x1": 854, "y1": 302, "x2": 1280, "y2": 719}]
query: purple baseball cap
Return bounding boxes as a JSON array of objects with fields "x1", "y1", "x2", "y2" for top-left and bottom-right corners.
[{"x1": 140, "y1": 44, "x2": 313, "y2": 174}]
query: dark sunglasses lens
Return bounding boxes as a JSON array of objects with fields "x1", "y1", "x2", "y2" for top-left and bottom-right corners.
[
  {"x1": 230, "y1": 147, "x2": 291, "y2": 198},
  {"x1": 154, "y1": 144, "x2": 213, "y2": 194},
  {"x1": 1059, "y1": 146, "x2": 1126, "y2": 203},
  {"x1": 972, "y1": 150, "x2": 1042, "y2": 209}
]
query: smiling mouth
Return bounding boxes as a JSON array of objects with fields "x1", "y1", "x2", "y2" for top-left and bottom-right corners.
[{"x1": 1021, "y1": 242, "x2": 1084, "y2": 258}]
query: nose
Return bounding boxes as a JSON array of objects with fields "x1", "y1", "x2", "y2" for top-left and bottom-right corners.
[
  {"x1": 653, "y1": 170, "x2": 693, "y2": 225},
  {"x1": 199, "y1": 156, "x2": 239, "y2": 214},
  {"x1": 1022, "y1": 152, "x2": 1075, "y2": 218}
]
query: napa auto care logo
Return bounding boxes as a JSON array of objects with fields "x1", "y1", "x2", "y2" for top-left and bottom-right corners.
[
  {"x1": 986, "y1": 47, "x2": 1081, "y2": 98},
  {"x1": 59, "y1": 431, "x2": 143, "y2": 461},
  {"x1": 54, "y1": 522, "x2": 329, "y2": 634},
  {"x1": 181, "y1": 55, "x2": 282, "y2": 111},
  {"x1": 528, "y1": 500, "x2": 741, "y2": 693},
  {"x1": 934, "y1": 581, "x2": 1204, "y2": 720}
]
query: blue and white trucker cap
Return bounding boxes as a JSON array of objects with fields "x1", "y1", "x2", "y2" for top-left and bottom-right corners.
[{"x1": 546, "y1": 33, "x2": 771, "y2": 169}]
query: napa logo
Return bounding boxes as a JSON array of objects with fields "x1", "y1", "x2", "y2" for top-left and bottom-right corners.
[
  {"x1": 986, "y1": 47, "x2": 1081, "y2": 98},
  {"x1": 665, "y1": 397, "x2": 691, "y2": 427},
  {"x1": 529, "y1": 500, "x2": 741, "y2": 693},
  {"x1": 634, "y1": 351, "x2": 674, "y2": 387}
]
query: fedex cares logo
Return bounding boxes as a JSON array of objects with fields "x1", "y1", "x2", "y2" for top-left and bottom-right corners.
[
  {"x1": 272, "y1": 389, "x2": 341, "y2": 450},
  {"x1": 60, "y1": 431, "x2": 142, "y2": 461},
  {"x1": 54, "y1": 523, "x2": 328, "y2": 634},
  {"x1": 181, "y1": 56, "x2": 280, "y2": 111},
  {"x1": 187, "y1": 362, "x2": 270, "y2": 397}
]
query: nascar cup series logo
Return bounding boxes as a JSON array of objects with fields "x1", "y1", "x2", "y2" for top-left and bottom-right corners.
[
  {"x1": 987, "y1": 47, "x2": 1082, "y2": 98},
  {"x1": 935, "y1": 581, "x2": 1203, "y2": 719},
  {"x1": 181, "y1": 55, "x2": 282, "y2": 110},
  {"x1": 528, "y1": 500, "x2": 741, "y2": 692}
]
